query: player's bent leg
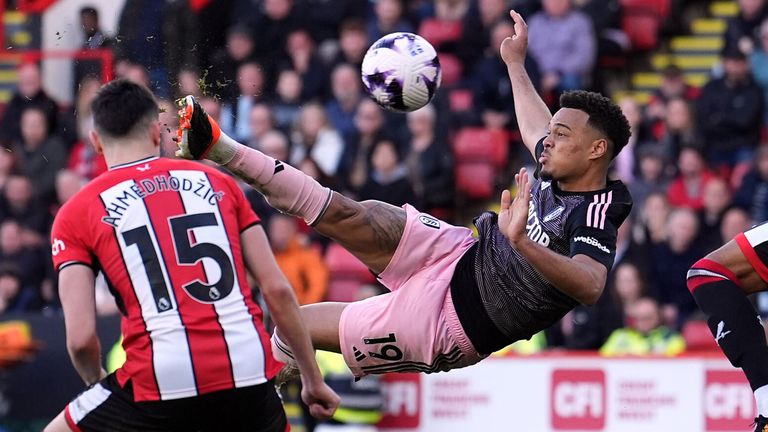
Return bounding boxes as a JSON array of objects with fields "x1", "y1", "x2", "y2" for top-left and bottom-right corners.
[
  {"x1": 313, "y1": 195, "x2": 405, "y2": 274},
  {"x1": 688, "y1": 239, "x2": 768, "y2": 421}
]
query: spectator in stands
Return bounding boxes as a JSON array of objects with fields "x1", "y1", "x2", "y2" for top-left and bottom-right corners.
[
  {"x1": 600, "y1": 297, "x2": 686, "y2": 356},
  {"x1": 612, "y1": 262, "x2": 647, "y2": 316},
  {"x1": 12, "y1": 107, "x2": 68, "y2": 207},
  {"x1": 657, "y1": 98, "x2": 703, "y2": 163},
  {"x1": 175, "y1": 65, "x2": 203, "y2": 99},
  {"x1": 342, "y1": 99, "x2": 386, "y2": 191},
  {"x1": 282, "y1": 30, "x2": 328, "y2": 101},
  {"x1": 697, "y1": 46, "x2": 764, "y2": 169},
  {"x1": 749, "y1": 18, "x2": 768, "y2": 123},
  {"x1": 698, "y1": 177, "x2": 733, "y2": 253},
  {"x1": 723, "y1": 0, "x2": 768, "y2": 54},
  {"x1": 368, "y1": 0, "x2": 414, "y2": 42},
  {"x1": 67, "y1": 77, "x2": 106, "y2": 180},
  {"x1": 73, "y1": 6, "x2": 113, "y2": 89},
  {"x1": 0, "y1": 265, "x2": 34, "y2": 314},
  {"x1": 326, "y1": 63, "x2": 363, "y2": 143},
  {"x1": 208, "y1": 24, "x2": 257, "y2": 103},
  {"x1": 250, "y1": 0, "x2": 302, "y2": 63},
  {"x1": 0, "y1": 175, "x2": 49, "y2": 245},
  {"x1": 613, "y1": 97, "x2": 643, "y2": 183},
  {"x1": 650, "y1": 208, "x2": 703, "y2": 327},
  {"x1": 667, "y1": 146, "x2": 716, "y2": 210},
  {"x1": 290, "y1": 103, "x2": 345, "y2": 178},
  {"x1": 645, "y1": 65, "x2": 700, "y2": 130},
  {"x1": 54, "y1": 170, "x2": 84, "y2": 208},
  {"x1": 0, "y1": 220, "x2": 51, "y2": 308},
  {"x1": 405, "y1": 104, "x2": 455, "y2": 215},
  {"x1": 246, "y1": 104, "x2": 275, "y2": 150},
  {"x1": 328, "y1": 19, "x2": 369, "y2": 69},
  {"x1": 199, "y1": 95, "x2": 222, "y2": 124},
  {"x1": 0, "y1": 63, "x2": 58, "y2": 146},
  {"x1": 721, "y1": 206, "x2": 753, "y2": 241},
  {"x1": 268, "y1": 214, "x2": 329, "y2": 306},
  {"x1": 472, "y1": 20, "x2": 541, "y2": 131},
  {"x1": 220, "y1": 62, "x2": 269, "y2": 143},
  {"x1": 272, "y1": 69, "x2": 303, "y2": 131},
  {"x1": 0, "y1": 150, "x2": 17, "y2": 192},
  {"x1": 734, "y1": 145, "x2": 768, "y2": 221},
  {"x1": 527, "y1": 0, "x2": 597, "y2": 93},
  {"x1": 296, "y1": 0, "x2": 368, "y2": 43},
  {"x1": 359, "y1": 138, "x2": 415, "y2": 207},
  {"x1": 121, "y1": 61, "x2": 151, "y2": 88},
  {"x1": 637, "y1": 191, "x2": 671, "y2": 247},
  {"x1": 459, "y1": 0, "x2": 508, "y2": 69}
]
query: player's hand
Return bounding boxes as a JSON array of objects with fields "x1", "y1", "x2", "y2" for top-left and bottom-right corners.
[
  {"x1": 499, "y1": 167, "x2": 532, "y2": 247},
  {"x1": 499, "y1": 10, "x2": 528, "y2": 66},
  {"x1": 301, "y1": 380, "x2": 341, "y2": 420}
]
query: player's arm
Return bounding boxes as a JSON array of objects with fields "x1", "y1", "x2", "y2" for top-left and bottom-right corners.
[
  {"x1": 59, "y1": 264, "x2": 107, "y2": 385},
  {"x1": 240, "y1": 225, "x2": 338, "y2": 418},
  {"x1": 500, "y1": 10, "x2": 551, "y2": 157},
  {"x1": 499, "y1": 168, "x2": 608, "y2": 305}
]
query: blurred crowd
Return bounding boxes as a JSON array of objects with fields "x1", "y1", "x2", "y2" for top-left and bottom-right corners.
[{"x1": 2, "y1": 0, "x2": 768, "y2": 356}]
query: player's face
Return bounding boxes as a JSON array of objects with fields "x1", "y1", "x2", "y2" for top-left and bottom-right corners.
[{"x1": 539, "y1": 108, "x2": 602, "y2": 182}]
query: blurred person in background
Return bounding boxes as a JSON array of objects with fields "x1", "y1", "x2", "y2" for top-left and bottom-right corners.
[
  {"x1": 175, "y1": 65, "x2": 203, "y2": 100},
  {"x1": 527, "y1": 0, "x2": 596, "y2": 94},
  {"x1": 246, "y1": 104, "x2": 276, "y2": 150},
  {"x1": 368, "y1": 0, "x2": 413, "y2": 43},
  {"x1": 612, "y1": 97, "x2": 642, "y2": 184},
  {"x1": 734, "y1": 145, "x2": 768, "y2": 222},
  {"x1": 600, "y1": 297, "x2": 685, "y2": 356},
  {"x1": 636, "y1": 191, "x2": 671, "y2": 247},
  {"x1": 269, "y1": 214, "x2": 329, "y2": 306},
  {"x1": 273, "y1": 69, "x2": 304, "y2": 131},
  {"x1": 656, "y1": 98, "x2": 702, "y2": 163},
  {"x1": 296, "y1": 0, "x2": 367, "y2": 44},
  {"x1": 667, "y1": 146, "x2": 716, "y2": 211},
  {"x1": 0, "y1": 175, "x2": 49, "y2": 244},
  {"x1": 208, "y1": 24, "x2": 257, "y2": 103},
  {"x1": 341, "y1": 99, "x2": 387, "y2": 192},
  {"x1": 0, "y1": 63, "x2": 59, "y2": 145},
  {"x1": 650, "y1": 208, "x2": 703, "y2": 327},
  {"x1": 67, "y1": 77, "x2": 107, "y2": 180},
  {"x1": 644, "y1": 65, "x2": 700, "y2": 132},
  {"x1": 220, "y1": 62, "x2": 269, "y2": 143},
  {"x1": 749, "y1": 18, "x2": 768, "y2": 123},
  {"x1": 472, "y1": 20, "x2": 541, "y2": 131},
  {"x1": 627, "y1": 147, "x2": 670, "y2": 219},
  {"x1": 251, "y1": 0, "x2": 303, "y2": 64},
  {"x1": 54, "y1": 170, "x2": 84, "y2": 208},
  {"x1": 698, "y1": 177, "x2": 734, "y2": 253},
  {"x1": 721, "y1": 207, "x2": 754, "y2": 241},
  {"x1": 291, "y1": 104, "x2": 345, "y2": 179},
  {"x1": 0, "y1": 220, "x2": 51, "y2": 309},
  {"x1": 199, "y1": 95, "x2": 223, "y2": 124},
  {"x1": 0, "y1": 266, "x2": 35, "y2": 314},
  {"x1": 459, "y1": 0, "x2": 509, "y2": 69},
  {"x1": 405, "y1": 104, "x2": 455, "y2": 217},
  {"x1": 326, "y1": 63, "x2": 364, "y2": 143},
  {"x1": 282, "y1": 30, "x2": 328, "y2": 101},
  {"x1": 697, "y1": 46, "x2": 763, "y2": 170},
  {"x1": 73, "y1": 6, "x2": 113, "y2": 91},
  {"x1": 723, "y1": 0, "x2": 768, "y2": 54},
  {"x1": 359, "y1": 138, "x2": 416, "y2": 207},
  {"x1": 328, "y1": 19, "x2": 369, "y2": 70},
  {"x1": 0, "y1": 149, "x2": 17, "y2": 191},
  {"x1": 12, "y1": 106, "x2": 68, "y2": 207}
]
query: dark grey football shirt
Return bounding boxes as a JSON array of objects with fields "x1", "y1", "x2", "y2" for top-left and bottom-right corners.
[{"x1": 451, "y1": 140, "x2": 633, "y2": 354}]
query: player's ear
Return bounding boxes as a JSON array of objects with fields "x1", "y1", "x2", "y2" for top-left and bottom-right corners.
[
  {"x1": 589, "y1": 138, "x2": 608, "y2": 160},
  {"x1": 150, "y1": 121, "x2": 161, "y2": 147},
  {"x1": 89, "y1": 130, "x2": 104, "y2": 155}
]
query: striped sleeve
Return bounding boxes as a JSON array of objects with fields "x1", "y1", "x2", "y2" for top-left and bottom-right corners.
[{"x1": 566, "y1": 189, "x2": 631, "y2": 270}]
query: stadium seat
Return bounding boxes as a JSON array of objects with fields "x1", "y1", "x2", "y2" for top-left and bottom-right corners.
[
  {"x1": 448, "y1": 88, "x2": 474, "y2": 113},
  {"x1": 438, "y1": 53, "x2": 463, "y2": 87},
  {"x1": 621, "y1": 14, "x2": 660, "y2": 51},
  {"x1": 453, "y1": 127, "x2": 509, "y2": 169},
  {"x1": 418, "y1": 19, "x2": 463, "y2": 49},
  {"x1": 455, "y1": 162, "x2": 495, "y2": 200},
  {"x1": 682, "y1": 320, "x2": 719, "y2": 351}
]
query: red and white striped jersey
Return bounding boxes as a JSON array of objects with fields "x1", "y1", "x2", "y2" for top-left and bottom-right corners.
[{"x1": 51, "y1": 156, "x2": 282, "y2": 401}]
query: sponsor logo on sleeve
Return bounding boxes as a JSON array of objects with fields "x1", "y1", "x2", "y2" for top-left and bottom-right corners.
[
  {"x1": 573, "y1": 236, "x2": 610, "y2": 254},
  {"x1": 51, "y1": 238, "x2": 66, "y2": 256},
  {"x1": 419, "y1": 215, "x2": 440, "y2": 229}
]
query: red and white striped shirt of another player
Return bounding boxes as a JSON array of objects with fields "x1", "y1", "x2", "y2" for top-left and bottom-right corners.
[{"x1": 51, "y1": 156, "x2": 281, "y2": 401}]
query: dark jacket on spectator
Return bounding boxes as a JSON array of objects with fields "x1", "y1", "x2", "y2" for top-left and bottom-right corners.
[
  {"x1": 697, "y1": 76, "x2": 764, "y2": 155},
  {"x1": 734, "y1": 169, "x2": 768, "y2": 222},
  {"x1": 0, "y1": 92, "x2": 58, "y2": 145}
]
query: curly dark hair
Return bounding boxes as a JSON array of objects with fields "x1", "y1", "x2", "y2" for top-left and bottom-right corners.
[{"x1": 559, "y1": 90, "x2": 631, "y2": 160}]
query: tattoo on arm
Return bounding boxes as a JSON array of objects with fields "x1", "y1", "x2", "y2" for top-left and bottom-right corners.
[{"x1": 363, "y1": 202, "x2": 405, "y2": 253}]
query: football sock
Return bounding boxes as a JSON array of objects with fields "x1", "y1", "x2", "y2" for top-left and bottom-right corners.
[
  {"x1": 211, "y1": 133, "x2": 332, "y2": 226},
  {"x1": 688, "y1": 258, "x2": 768, "y2": 415}
]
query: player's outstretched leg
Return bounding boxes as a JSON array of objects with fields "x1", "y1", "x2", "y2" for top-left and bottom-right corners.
[
  {"x1": 176, "y1": 95, "x2": 405, "y2": 273},
  {"x1": 688, "y1": 240, "x2": 768, "y2": 432}
]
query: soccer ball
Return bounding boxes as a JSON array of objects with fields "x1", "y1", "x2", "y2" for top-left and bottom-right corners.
[{"x1": 361, "y1": 32, "x2": 442, "y2": 113}]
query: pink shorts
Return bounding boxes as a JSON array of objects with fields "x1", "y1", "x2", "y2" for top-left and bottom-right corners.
[{"x1": 339, "y1": 204, "x2": 485, "y2": 377}]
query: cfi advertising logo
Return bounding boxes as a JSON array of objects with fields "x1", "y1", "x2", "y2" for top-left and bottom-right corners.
[
  {"x1": 551, "y1": 369, "x2": 606, "y2": 430},
  {"x1": 378, "y1": 373, "x2": 421, "y2": 428},
  {"x1": 705, "y1": 370, "x2": 754, "y2": 431}
]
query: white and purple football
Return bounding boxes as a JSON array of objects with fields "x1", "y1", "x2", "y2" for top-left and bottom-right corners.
[{"x1": 361, "y1": 32, "x2": 442, "y2": 113}]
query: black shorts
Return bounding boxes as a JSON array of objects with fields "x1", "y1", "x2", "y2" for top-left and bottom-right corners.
[{"x1": 64, "y1": 373, "x2": 288, "y2": 432}]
